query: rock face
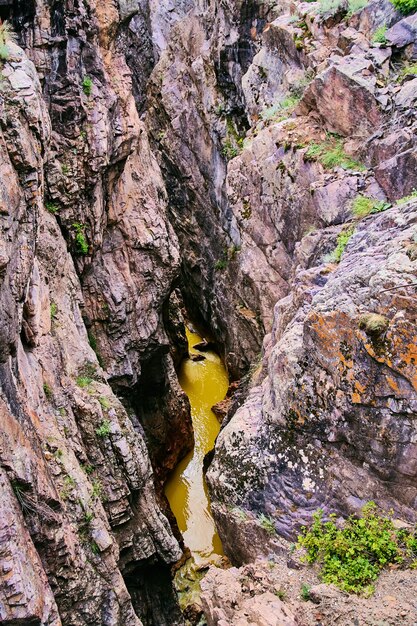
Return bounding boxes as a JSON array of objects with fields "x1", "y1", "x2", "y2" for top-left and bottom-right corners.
[
  {"x1": 201, "y1": 565, "x2": 299, "y2": 626},
  {"x1": 208, "y1": 201, "x2": 417, "y2": 547},
  {"x1": 205, "y1": 0, "x2": 417, "y2": 568},
  {"x1": 1, "y1": 0, "x2": 417, "y2": 623},
  {"x1": 0, "y1": 2, "x2": 191, "y2": 625}
]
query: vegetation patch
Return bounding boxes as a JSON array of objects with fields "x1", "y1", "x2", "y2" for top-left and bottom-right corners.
[
  {"x1": 300, "y1": 583, "x2": 312, "y2": 601},
  {"x1": 221, "y1": 118, "x2": 245, "y2": 160},
  {"x1": 352, "y1": 195, "x2": 390, "y2": 218},
  {"x1": 358, "y1": 313, "x2": 389, "y2": 336},
  {"x1": 82, "y1": 76, "x2": 93, "y2": 96},
  {"x1": 72, "y1": 223, "x2": 89, "y2": 256},
  {"x1": 389, "y1": 0, "x2": 417, "y2": 14},
  {"x1": 331, "y1": 227, "x2": 355, "y2": 263},
  {"x1": 50, "y1": 302, "x2": 58, "y2": 320},
  {"x1": 317, "y1": 0, "x2": 344, "y2": 15},
  {"x1": 43, "y1": 382, "x2": 53, "y2": 399},
  {"x1": 297, "y1": 503, "x2": 417, "y2": 595},
  {"x1": 259, "y1": 513, "x2": 276, "y2": 535},
  {"x1": 396, "y1": 189, "x2": 417, "y2": 205},
  {"x1": 95, "y1": 419, "x2": 111, "y2": 438},
  {"x1": 305, "y1": 138, "x2": 365, "y2": 171},
  {"x1": 45, "y1": 202, "x2": 59, "y2": 214},
  {"x1": 398, "y1": 63, "x2": 417, "y2": 81},
  {"x1": 0, "y1": 21, "x2": 16, "y2": 61},
  {"x1": 260, "y1": 94, "x2": 301, "y2": 125},
  {"x1": 346, "y1": 0, "x2": 368, "y2": 16},
  {"x1": 372, "y1": 25, "x2": 388, "y2": 45},
  {"x1": 76, "y1": 376, "x2": 92, "y2": 388}
]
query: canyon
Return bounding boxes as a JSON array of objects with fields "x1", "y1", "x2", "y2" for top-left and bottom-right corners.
[{"x1": 0, "y1": 0, "x2": 416, "y2": 625}]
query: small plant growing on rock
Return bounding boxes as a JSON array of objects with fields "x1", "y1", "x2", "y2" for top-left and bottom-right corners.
[
  {"x1": 396, "y1": 189, "x2": 417, "y2": 204},
  {"x1": 81, "y1": 463, "x2": 95, "y2": 475},
  {"x1": 95, "y1": 419, "x2": 111, "y2": 438},
  {"x1": 306, "y1": 138, "x2": 364, "y2": 171},
  {"x1": 372, "y1": 25, "x2": 388, "y2": 45},
  {"x1": 275, "y1": 588, "x2": 287, "y2": 600},
  {"x1": 43, "y1": 382, "x2": 53, "y2": 399},
  {"x1": 82, "y1": 75, "x2": 93, "y2": 96},
  {"x1": 331, "y1": 227, "x2": 355, "y2": 263},
  {"x1": 389, "y1": 0, "x2": 417, "y2": 14},
  {"x1": 0, "y1": 21, "x2": 16, "y2": 61},
  {"x1": 45, "y1": 201, "x2": 59, "y2": 214},
  {"x1": 259, "y1": 513, "x2": 276, "y2": 535},
  {"x1": 297, "y1": 502, "x2": 417, "y2": 595},
  {"x1": 221, "y1": 140, "x2": 240, "y2": 160},
  {"x1": 76, "y1": 375, "x2": 92, "y2": 388},
  {"x1": 72, "y1": 223, "x2": 89, "y2": 256},
  {"x1": 358, "y1": 313, "x2": 389, "y2": 336},
  {"x1": 98, "y1": 396, "x2": 110, "y2": 409},
  {"x1": 352, "y1": 195, "x2": 390, "y2": 218},
  {"x1": 50, "y1": 302, "x2": 58, "y2": 320},
  {"x1": 91, "y1": 479, "x2": 104, "y2": 499},
  {"x1": 317, "y1": 0, "x2": 344, "y2": 15},
  {"x1": 398, "y1": 63, "x2": 417, "y2": 81},
  {"x1": 300, "y1": 583, "x2": 312, "y2": 601},
  {"x1": 60, "y1": 474, "x2": 76, "y2": 500},
  {"x1": 214, "y1": 258, "x2": 227, "y2": 271},
  {"x1": 260, "y1": 94, "x2": 301, "y2": 124},
  {"x1": 347, "y1": 0, "x2": 368, "y2": 17}
]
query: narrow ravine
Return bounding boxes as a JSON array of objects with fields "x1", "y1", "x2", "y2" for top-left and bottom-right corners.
[{"x1": 165, "y1": 328, "x2": 229, "y2": 563}]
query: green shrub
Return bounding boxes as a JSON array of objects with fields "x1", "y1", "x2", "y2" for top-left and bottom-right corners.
[
  {"x1": 331, "y1": 227, "x2": 355, "y2": 263},
  {"x1": 0, "y1": 21, "x2": 16, "y2": 61},
  {"x1": 305, "y1": 138, "x2": 364, "y2": 170},
  {"x1": 72, "y1": 223, "x2": 89, "y2": 255},
  {"x1": 221, "y1": 140, "x2": 240, "y2": 160},
  {"x1": 317, "y1": 0, "x2": 344, "y2": 15},
  {"x1": 260, "y1": 94, "x2": 301, "y2": 123},
  {"x1": 300, "y1": 583, "x2": 312, "y2": 601},
  {"x1": 45, "y1": 202, "x2": 59, "y2": 214},
  {"x1": 98, "y1": 396, "x2": 110, "y2": 409},
  {"x1": 347, "y1": 0, "x2": 368, "y2": 16},
  {"x1": 398, "y1": 63, "x2": 417, "y2": 80},
  {"x1": 95, "y1": 419, "x2": 111, "y2": 438},
  {"x1": 214, "y1": 258, "x2": 227, "y2": 270},
  {"x1": 76, "y1": 375, "x2": 92, "y2": 388},
  {"x1": 91, "y1": 479, "x2": 104, "y2": 499},
  {"x1": 50, "y1": 302, "x2": 58, "y2": 320},
  {"x1": 372, "y1": 25, "x2": 388, "y2": 44},
  {"x1": 352, "y1": 195, "x2": 390, "y2": 218},
  {"x1": 275, "y1": 588, "x2": 287, "y2": 600},
  {"x1": 82, "y1": 75, "x2": 93, "y2": 96},
  {"x1": 297, "y1": 503, "x2": 417, "y2": 595},
  {"x1": 43, "y1": 382, "x2": 53, "y2": 399},
  {"x1": 389, "y1": 0, "x2": 417, "y2": 14},
  {"x1": 259, "y1": 513, "x2": 276, "y2": 535}
]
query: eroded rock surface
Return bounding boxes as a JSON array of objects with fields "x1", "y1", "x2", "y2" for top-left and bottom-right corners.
[{"x1": 1, "y1": 0, "x2": 417, "y2": 624}]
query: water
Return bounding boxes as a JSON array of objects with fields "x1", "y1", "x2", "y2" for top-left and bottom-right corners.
[{"x1": 165, "y1": 328, "x2": 228, "y2": 562}]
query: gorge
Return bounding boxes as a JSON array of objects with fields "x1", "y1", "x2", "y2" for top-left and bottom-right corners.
[{"x1": 0, "y1": 0, "x2": 416, "y2": 625}]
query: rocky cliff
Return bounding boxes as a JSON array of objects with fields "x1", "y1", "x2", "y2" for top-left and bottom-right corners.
[{"x1": 0, "y1": 0, "x2": 416, "y2": 625}]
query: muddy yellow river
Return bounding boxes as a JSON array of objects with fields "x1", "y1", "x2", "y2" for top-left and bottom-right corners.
[{"x1": 165, "y1": 329, "x2": 228, "y2": 562}]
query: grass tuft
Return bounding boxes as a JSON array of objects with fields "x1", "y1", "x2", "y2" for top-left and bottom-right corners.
[
  {"x1": 351, "y1": 195, "x2": 390, "y2": 218},
  {"x1": 305, "y1": 138, "x2": 365, "y2": 171},
  {"x1": 331, "y1": 227, "x2": 355, "y2": 263},
  {"x1": 372, "y1": 25, "x2": 387, "y2": 45}
]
